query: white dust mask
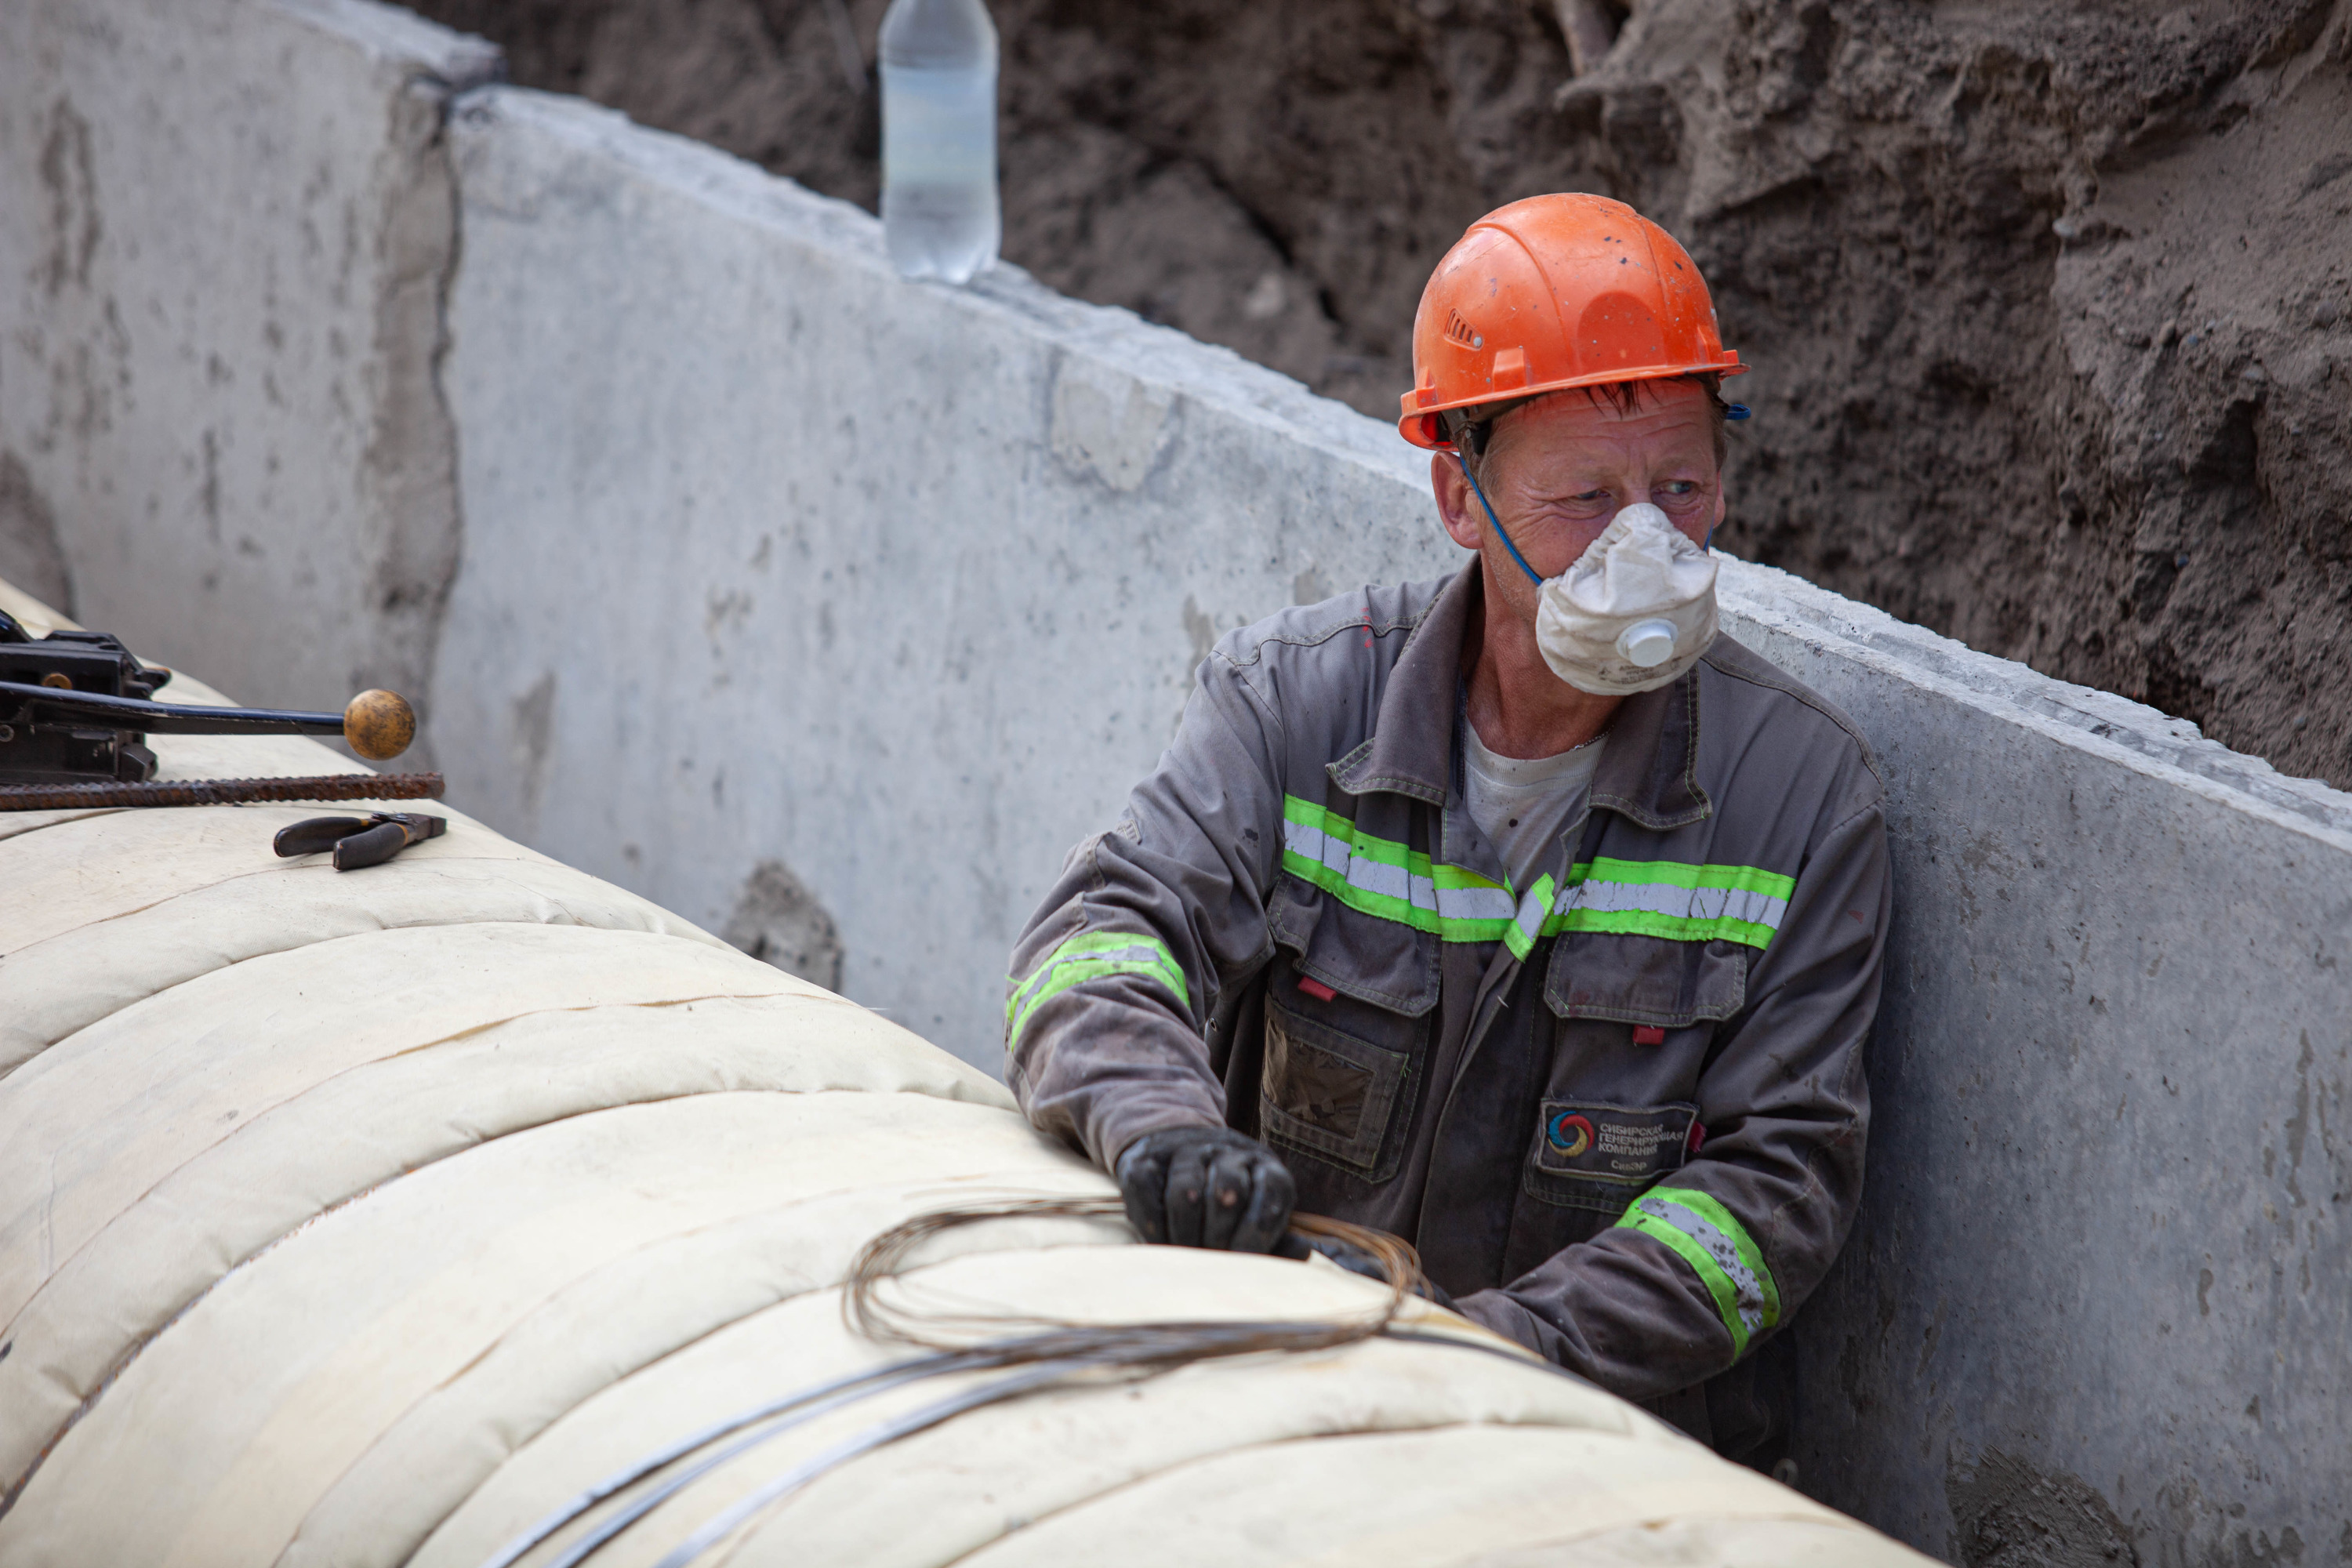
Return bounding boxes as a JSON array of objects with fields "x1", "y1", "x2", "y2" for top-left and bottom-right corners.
[
  {"x1": 1531, "y1": 502, "x2": 1718, "y2": 695},
  {"x1": 1456, "y1": 456, "x2": 1721, "y2": 695}
]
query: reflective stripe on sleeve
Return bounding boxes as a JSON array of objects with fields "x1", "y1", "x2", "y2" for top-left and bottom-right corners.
[
  {"x1": 1004, "y1": 929, "x2": 1192, "y2": 1053},
  {"x1": 1613, "y1": 1186, "x2": 1783, "y2": 1357}
]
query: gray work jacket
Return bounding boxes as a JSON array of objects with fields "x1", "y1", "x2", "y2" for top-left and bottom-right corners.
[{"x1": 1005, "y1": 564, "x2": 1889, "y2": 1451}]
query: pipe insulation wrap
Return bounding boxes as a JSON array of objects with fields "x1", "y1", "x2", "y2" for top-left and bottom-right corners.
[{"x1": 0, "y1": 575, "x2": 1935, "y2": 1567}]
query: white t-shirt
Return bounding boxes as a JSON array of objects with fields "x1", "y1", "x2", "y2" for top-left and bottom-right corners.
[{"x1": 1463, "y1": 718, "x2": 1606, "y2": 893}]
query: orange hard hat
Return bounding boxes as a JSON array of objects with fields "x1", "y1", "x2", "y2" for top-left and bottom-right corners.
[{"x1": 1396, "y1": 193, "x2": 1744, "y2": 449}]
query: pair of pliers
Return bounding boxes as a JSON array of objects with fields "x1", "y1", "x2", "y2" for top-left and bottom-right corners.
[{"x1": 272, "y1": 811, "x2": 446, "y2": 870}]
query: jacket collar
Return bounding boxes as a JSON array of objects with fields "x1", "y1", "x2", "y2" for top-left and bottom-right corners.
[{"x1": 1329, "y1": 564, "x2": 1711, "y2": 829}]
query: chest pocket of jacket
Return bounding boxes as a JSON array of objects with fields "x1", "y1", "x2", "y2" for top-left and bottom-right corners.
[
  {"x1": 1544, "y1": 930, "x2": 1748, "y2": 1026},
  {"x1": 1259, "y1": 876, "x2": 1436, "y2": 1184},
  {"x1": 1523, "y1": 931, "x2": 1748, "y2": 1214}
]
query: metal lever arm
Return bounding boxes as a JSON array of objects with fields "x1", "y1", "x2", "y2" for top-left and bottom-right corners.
[
  {"x1": 0, "y1": 680, "x2": 347, "y2": 738},
  {"x1": 0, "y1": 681, "x2": 416, "y2": 760}
]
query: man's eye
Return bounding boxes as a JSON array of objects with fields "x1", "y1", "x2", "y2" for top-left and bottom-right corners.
[
  {"x1": 1572, "y1": 489, "x2": 1610, "y2": 503},
  {"x1": 1658, "y1": 481, "x2": 1698, "y2": 497}
]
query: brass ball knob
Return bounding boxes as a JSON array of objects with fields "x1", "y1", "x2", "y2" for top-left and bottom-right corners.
[{"x1": 343, "y1": 688, "x2": 416, "y2": 761}]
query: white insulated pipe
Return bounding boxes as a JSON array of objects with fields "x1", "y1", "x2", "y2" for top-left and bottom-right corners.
[{"x1": 0, "y1": 576, "x2": 1933, "y2": 1567}]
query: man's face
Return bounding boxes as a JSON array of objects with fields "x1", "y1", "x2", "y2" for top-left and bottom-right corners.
[{"x1": 1432, "y1": 378, "x2": 1726, "y2": 623}]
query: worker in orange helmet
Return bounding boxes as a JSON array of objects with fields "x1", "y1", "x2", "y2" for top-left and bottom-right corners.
[{"x1": 1005, "y1": 193, "x2": 1890, "y2": 1461}]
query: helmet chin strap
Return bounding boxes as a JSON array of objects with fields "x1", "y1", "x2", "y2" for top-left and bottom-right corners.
[{"x1": 1454, "y1": 452, "x2": 1544, "y2": 586}]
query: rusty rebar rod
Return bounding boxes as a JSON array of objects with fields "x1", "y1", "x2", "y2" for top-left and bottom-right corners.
[{"x1": 0, "y1": 772, "x2": 445, "y2": 811}]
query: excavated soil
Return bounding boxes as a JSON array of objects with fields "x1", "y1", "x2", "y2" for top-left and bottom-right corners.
[{"x1": 412, "y1": 0, "x2": 2352, "y2": 786}]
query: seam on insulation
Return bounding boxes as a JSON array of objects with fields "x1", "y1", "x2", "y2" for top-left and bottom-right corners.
[
  {"x1": 925, "y1": 1416, "x2": 1592, "y2": 1567},
  {"x1": 0, "y1": 1084, "x2": 911, "y2": 1527},
  {"x1": 5, "y1": 988, "x2": 855, "y2": 1338},
  {"x1": 292, "y1": 1173, "x2": 1121, "y2": 1565},
  {"x1": 2, "y1": 920, "x2": 759, "y2": 1084}
]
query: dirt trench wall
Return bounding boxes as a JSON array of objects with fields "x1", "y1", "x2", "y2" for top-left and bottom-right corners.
[
  {"x1": 406, "y1": 0, "x2": 2352, "y2": 791},
  {"x1": 1592, "y1": 0, "x2": 2352, "y2": 793}
]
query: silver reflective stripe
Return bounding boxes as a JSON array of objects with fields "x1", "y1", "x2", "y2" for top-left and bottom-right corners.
[
  {"x1": 1282, "y1": 812, "x2": 1349, "y2": 877},
  {"x1": 1632, "y1": 1193, "x2": 1771, "y2": 1340},
  {"x1": 1559, "y1": 877, "x2": 1788, "y2": 932},
  {"x1": 1514, "y1": 885, "x2": 1550, "y2": 943},
  {"x1": 1004, "y1": 930, "x2": 1191, "y2": 1052},
  {"x1": 1437, "y1": 884, "x2": 1517, "y2": 923},
  {"x1": 1503, "y1": 874, "x2": 1556, "y2": 960},
  {"x1": 1282, "y1": 815, "x2": 1439, "y2": 913}
]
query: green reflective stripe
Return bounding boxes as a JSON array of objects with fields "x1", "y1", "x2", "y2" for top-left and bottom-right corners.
[
  {"x1": 1283, "y1": 795, "x2": 1418, "y2": 870},
  {"x1": 1665, "y1": 1187, "x2": 1783, "y2": 1330},
  {"x1": 1282, "y1": 837, "x2": 1439, "y2": 935},
  {"x1": 1616, "y1": 1204, "x2": 1747, "y2": 1354},
  {"x1": 1614, "y1": 1186, "x2": 1782, "y2": 1356},
  {"x1": 1543, "y1": 858, "x2": 1792, "y2": 950},
  {"x1": 1552, "y1": 906, "x2": 1782, "y2": 948},
  {"x1": 1432, "y1": 880, "x2": 1519, "y2": 942},
  {"x1": 1281, "y1": 795, "x2": 1515, "y2": 943},
  {"x1": 1005, "y1": 930, "x2": 1190, "y2": 1051},
  {"x1": 1502, "y1": 874, "x2": 1556, "y2": 961},
  {"x1": 1278, "y1": 800, "x2": 1794, "y2": 953},
  {"x1": 1582, "y1": 857, "x2": 1794, "y2": 900}
]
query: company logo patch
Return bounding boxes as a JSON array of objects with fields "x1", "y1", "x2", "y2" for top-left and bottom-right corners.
[
  {"x1": 1546, "y1": 1111, "x2": 1594, "y2": 1159},
  {"x1": 1532, "y1": 1099, "x2": 1698, "y2": 1185}
]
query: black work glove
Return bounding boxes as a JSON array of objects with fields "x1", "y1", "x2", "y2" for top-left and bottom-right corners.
[{"x1": 1114, "y1": 1126, "x2": 1295, "y2": 1253}]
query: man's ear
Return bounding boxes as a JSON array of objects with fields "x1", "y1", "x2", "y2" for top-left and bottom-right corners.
[{"x1": 1432, "y1": 453, "x2": 1483, "y2": 553}]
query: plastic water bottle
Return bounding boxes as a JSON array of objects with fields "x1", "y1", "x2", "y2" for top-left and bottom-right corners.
[{"x1": 879, "y1": 0, "x2": 1000, "y2": 284}]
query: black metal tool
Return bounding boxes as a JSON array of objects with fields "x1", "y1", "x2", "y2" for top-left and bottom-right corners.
[
  {"x1": 272, "y1": 811, "x2": 446, "y2": 871},
  {"x1": 0, "y1": 609, "x2": 416, "y2": 783}
]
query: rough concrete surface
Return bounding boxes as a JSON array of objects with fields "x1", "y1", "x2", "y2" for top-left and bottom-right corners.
[
  {"x1": 1947, "y1": 1449, "x2": 2139, "y2": 1568},
  {"x1": 1717, "y1": 559, "x2": 2352, "y2": 1568},
  {"x1": 0, "y1": 452, "x2": 72, "y2": 612},
  {"x1": 430, "y1": 86, "x2": 1454, "y2": 1061},
  {"x1": 0, "y1": 0, "x2": 497, "y2": 758},
  {"x1": 722, "y1": 857, "x2": 845, "y2": 991},
  {"x1": 405, "y1": 0, "x2": 2352, "y2": 793}
]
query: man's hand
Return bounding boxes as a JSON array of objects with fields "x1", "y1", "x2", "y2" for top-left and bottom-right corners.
[{"x1": 1114, "y1": 1126, "x2": 1294, "y2": 1253}]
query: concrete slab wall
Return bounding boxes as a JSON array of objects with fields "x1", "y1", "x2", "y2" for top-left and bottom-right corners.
[
  {"x1": 1719, "y1": 573, "x2": 2352, "y2": 1566},
  {"x1": 432, "y1": 89, "x2": 1464, "y2": 1053},
  {"x1": 8, "y1": 5, "x2": 2351, "y2": 1559},
  {"x1": 0, "y1": 0, "x2": 495, "y2": 756}
]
